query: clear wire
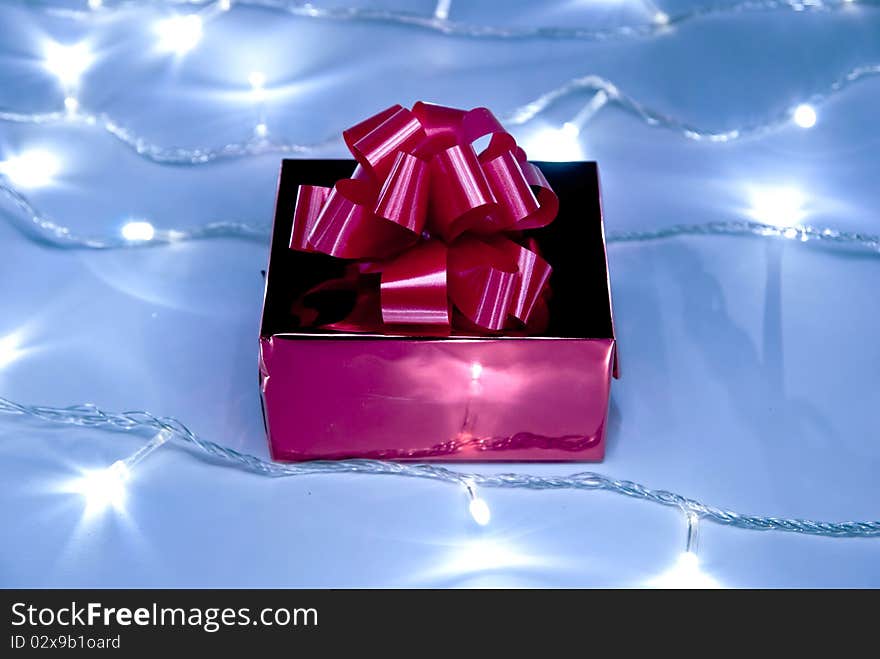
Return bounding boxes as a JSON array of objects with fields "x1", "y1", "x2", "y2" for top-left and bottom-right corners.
[
  {"x1": 0, "y1": 395, "x2": 878, "y2": 537},
  {"x1": 41, "y1": 0, "x2": 880, "y2": 43},
  {"x1": 3, "y1": 175, "x2": 879, "y2": 254},
  {"x1": 3, "y1": 65, "x2": 879, "y2": 167}
]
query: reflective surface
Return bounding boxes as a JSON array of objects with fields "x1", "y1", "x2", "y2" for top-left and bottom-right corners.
[
  {"x1": 1, "y1": 1, "x2": 879, "y2": 587},
  {"x1": 264, "y1": 159, "x2": 615, "y2": 461}
]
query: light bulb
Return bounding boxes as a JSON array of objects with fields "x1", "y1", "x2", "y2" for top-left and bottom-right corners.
[
  {"x1": 434, "y1": 0, "x2": 452, "y2": 20},
  {"x1": 64, "y1": 96, "x2": 79, "y2": 113},
  {"x1": 747, "y1": 186, "x2": 806, "y2": 227},
  {"x1": 646, "y1": 551, "x2": 721, "y2": 588},
  {"x1": 219, "y1": 0, "x2": 233, "y2": 10},
  {"x1": 121, "y1": 220, "x2": 156, "y2": 241},
  {"x1": 88, "y1": 0, "x2": 103, "y2": 8},
  {"x1": 155, "y1": 15, "x2": 203, "y2": 54},
  {"x1": 43, "y1": 41, "x2": 93, "y2": 87},
  {"x1": 653, "y1": 11, "x2": 670, "y2": 25},
  {"x1": 561, "y1": 121, "x2": 580, "y2": 137},
  {"x1": 254, "y1": 123, "x2": 268, "y2": 138},
  {"x1": 792, "y1": 104, "x2": 817, "y2": 129},
  {"x1": 71, "y1": 460, "x2": 130, "y2": 516},
  {"x1": 526, "y1": 126, "x2": 584, "y2": 162},
  {"x1": 468, "y1": 497, "x2": 491, "y2": 526},
  {"x1": 248, "y1": 71, "x2": 266, "y2": 90},
  {"x1": 0, "y1": 150, "x2": 60, "y2": 188}
]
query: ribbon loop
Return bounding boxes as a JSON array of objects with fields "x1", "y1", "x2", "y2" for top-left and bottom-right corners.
[
  {"x1": 380, "y1": 241, "x2": 449, "y2": 327},
  {"x1": 289, "y1": 102, "x2": 560, "y2": 334},
  {"x1": 429, "y1": 143, "x2": 496, "y2": 242}
]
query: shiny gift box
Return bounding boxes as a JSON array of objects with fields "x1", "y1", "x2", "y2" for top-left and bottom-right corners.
[{"x1": 259, "y1": 159, "x2": 618, "y2": 461}]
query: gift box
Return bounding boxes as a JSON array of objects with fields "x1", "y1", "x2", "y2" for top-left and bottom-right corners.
[{"x1": 259, "y1": 157, "x2": 618, "y2": 462}]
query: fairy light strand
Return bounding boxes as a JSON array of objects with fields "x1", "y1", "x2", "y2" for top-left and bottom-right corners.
[
  {"x1": 3, "y1": 176, "x2": 878, "y2": 254},
  {"x1": 39, "y1": 0, "x2": 880, "y2": 43},
  {"x1": 504, "y1": 65, "x2": 880, "y2": 143},
  {"x1": 3, "y1": 0, "x2": 878, "y2": 557},
  {"x1": 0, "y1": 395, "x2": 877, "y2": 537},
  {"x1": 3, "y1": 64, "x2": 879, "y2": 167}
]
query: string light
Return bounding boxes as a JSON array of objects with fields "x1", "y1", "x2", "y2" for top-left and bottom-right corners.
[
  {"x1": 67, "y1": 429, "x2": 171, "y2": 517},
  {"x1": 121, "y1": 220, "x2": 156, "y2": 242},
  {"x1": 69, "y1": 460, "x2": 130, "y2": 516},
  {"x1": 434, "y1": 0, "x2": 452, "y2": 21},
  {"x1": 1, "y1": 395, "x2": 878, "y2": 538},
  {"x1": 464, "y1": 480, "x2": 491, "y2": 526},
  {"x1": 2, "y1": 170, "x2": 878, "y2": 254},
  {"x1": 63, "y1": 96, "x2": 79, "y2": 114},
  {"x1": 0, "y1": 150, "x2": 60, "y2": 188},
  {"x1": 45, "y1": 0, "x2": 872, "y2": 43},
  {"x1": 646, "y1": 512, "x2": 721, "y2": 587},
  {"x1": 747, "y1": 186, "x2": 806, "y2": 227},
  {"x1": 560, "y1": 89, "x2": 611, "y2": 144},
  {"x1": 793, "y1": 103, "x2": 818, "y2": 128},
  {"x1": 1, "y1": 64, "x2": 877, "y2": 167},
  {"x1": 248, "y1": 71, "x2": 266, "y2": 91},
  {"x1": 155, "y1": 15, "x2": 204, "y2": 54},
  {"x1": 43, "y1": 41, "x2": 93, "y2": 88},
  {"x1": 525, "y1": 125, "x2": 585, "y2": 161},
  {"x1": 1, "y1": 0, "x2": 878, "y2": 580}
]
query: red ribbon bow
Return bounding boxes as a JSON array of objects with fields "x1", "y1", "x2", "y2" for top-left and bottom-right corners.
[{"x1": 289, "y1": 102, "x2": 559, "y2": 334}]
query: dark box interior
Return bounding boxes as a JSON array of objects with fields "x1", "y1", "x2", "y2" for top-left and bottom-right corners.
[{"x1": 262, "y1": 159, "x2": 613, "y2": 340}]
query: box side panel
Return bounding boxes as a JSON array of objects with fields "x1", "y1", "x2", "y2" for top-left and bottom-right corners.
[{"x1": 261, "y1": 337, "x2": 614, "y2": 462}]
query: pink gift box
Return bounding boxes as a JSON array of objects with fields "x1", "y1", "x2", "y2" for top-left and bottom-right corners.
[{"x1": 259, "y1": 159, "x2": 618, "y2": 461}]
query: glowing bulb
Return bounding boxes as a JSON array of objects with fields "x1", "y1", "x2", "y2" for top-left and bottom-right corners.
[
  {"x1": 43, "y1": 41, "x2": 93, "y2": 87},
  {"x1": 64, "y1": 96, "x2": 79, "y2": 113},
  {"x1": 747, "y1": 186, "x2": 806, "y2": 227},
  {"x1": 434, "y1": 0, "x2": 452, "y2": 20},
  {"x1": 468, "y1": 497, "x2": 491, "y2": 526},
  {"x1": 646, "y1": 551, "x2": 721, "y2": 588},
  {"x1": 254, "y1": 122, "x2": 268, "y2": 138},
  {"x1": 121, "y1": 220, "x2": 156, "y2": 241},
  {"x1": 155, "y1": 15, "x2": 203, "y2": 54},
  {"x1": 792, "y1": 104, "x2": 817, "y2": 129},
  {"x1": 464, "y1": 480, "x2": 490, "y2": 526},
  {"x1": 653, "y1": 11, "x2": 670, "y2": 25},
  {"x1": 526, "y1": 126, "x2": 583, "y2": 162},
  {"x1": 562, "y1": 121, "x2": 580, "y2": 137},
  {"x1": 218, "y1": 0, "x2": 232, "y2": 9},
  {"x1": 470, "y1": 362, "x2": 483, "y2": 380},
  {"x1": 88, "y1": 0, "x2": 103, "y2": 8},
  {"x1": 0, "y1": 150, "x2": 60, "y2": 188},
  {"x1": 248, "y1": 71, "x2": 266, "y2": 90},
  {"x1": 71, "y1": 460, "x2": 130, "y2": 516}
]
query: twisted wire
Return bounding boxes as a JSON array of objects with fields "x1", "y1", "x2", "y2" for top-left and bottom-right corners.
[
  {"x1": 42, "y1": 0, "x2": 880, "y2": 43},
  {"x1": 506, "y1": 65, "x2": 880, "y2": 143},
  {"x1": 3, "y1": 64, "x2": 879, "y2": 166},
  {"x1": 1, "y1": 395, "x2": 877, "y2": 537},
  {"x1": 4, "y1": 176, "x2": 879, "y2": 254},
  {"x1": 0, "y1": 109, "x2": 339, "y2": 166},
  {"x1": 606, "y1": 220, "x2": 880, "y2": 252},
  {"x1": 0, "y1": 178, "x2": 271, "y2": 248}
]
